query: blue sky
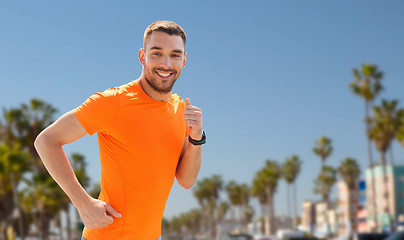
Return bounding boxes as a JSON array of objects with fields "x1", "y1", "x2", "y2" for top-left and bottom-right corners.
[{"x1": 1, "y1": 1, "x2": 404, "y2": 220}]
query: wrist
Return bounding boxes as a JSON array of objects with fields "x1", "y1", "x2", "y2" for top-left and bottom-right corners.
[
  {"x1": 188, "y1": 130, "x2": 206, "y2": 146},
  {"x1": 71, "y1": 191, "x2": 93, "y2": 209}
]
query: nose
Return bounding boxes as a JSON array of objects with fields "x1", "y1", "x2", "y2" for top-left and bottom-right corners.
[{"x1": 160, "y1": 56, "x2": 172, "y2": 68}]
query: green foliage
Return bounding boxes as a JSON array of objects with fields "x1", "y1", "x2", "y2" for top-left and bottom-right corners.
[
  {"x1": 0, "y1": 98, "x2": 92, "y2": 239},
  {"x1": 257, "y1": 159, "x2": 281, "y2": 194},
  {"x1": 282, "y1": 155, "x2": 302, "y2": 184},
  {"x1": 313, "y1": 165, "x2": 337, "y2": 202},
  {"x1": 216, "y1": 201, "x2": 229, "y2": 221},
  {"x1": 350, "y1": 63, "x2": 383, "y2": 101},
  {"x1": 368, "y1": 99, "x2": 403, "y2": 156},
  {"x1": 225, "y1": 180, "x2": 242, "y2": 206},
  {"x1": 244, "y1": 205, "x2": 254, "y2": 223},
  {"x1": 89, "y1": 183, "x2": 101, "y2": 199},
  {"x1": 313, "y1": 136, "x2": 333, "y2": 164},
  {"x1": 397, "y1": 112, "x2": 404, "y2": 147},
  {"x1": 338, "y1": 157, "x2": 360, "y2": 189}
]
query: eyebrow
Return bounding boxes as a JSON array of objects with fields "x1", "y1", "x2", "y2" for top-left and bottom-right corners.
[{"x1": 150, "y1": 46, "x2": 183, "y2": 54}]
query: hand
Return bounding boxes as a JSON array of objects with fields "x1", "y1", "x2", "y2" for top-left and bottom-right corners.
[
  {"x1": 184, "y1": 98, "x2": 203, "y2": 140},
  {"x1": 77, "y1": 198, "x2": 122, "y2": 229}
]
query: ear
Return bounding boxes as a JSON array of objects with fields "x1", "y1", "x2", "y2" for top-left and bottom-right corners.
[
  {"x1": 139, "y1": 48, "x2": 145, "y2": 66},
  {"x1": 182, "y1": 52, "x2": 187, "y2": 69}
]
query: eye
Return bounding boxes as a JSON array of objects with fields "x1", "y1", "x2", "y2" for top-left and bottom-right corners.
[
  {"x1": 152, "y1": 52, "x2": 161, "y2": 56},
  {"x1": 171, "y1": 54, "x2": 181, "y2": 58}
]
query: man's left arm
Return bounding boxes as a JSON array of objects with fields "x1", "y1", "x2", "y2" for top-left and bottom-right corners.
[{"x1": 175, "y1": 98, "x2": 203, "y2": 189}]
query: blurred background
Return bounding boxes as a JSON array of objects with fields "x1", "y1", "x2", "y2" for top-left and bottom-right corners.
[{"x1": 1, "y1": 0, "x2": 404, "y2": 240}]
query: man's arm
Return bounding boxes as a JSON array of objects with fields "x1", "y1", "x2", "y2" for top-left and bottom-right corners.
[
  {"x1": 34, "y1": 110, "x2": 121, "y2": 229},
  {"x1": 175, "y1": 98, "x2": 203, "y2": 189}
]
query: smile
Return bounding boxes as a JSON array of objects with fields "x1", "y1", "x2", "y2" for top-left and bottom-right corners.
[{"x1": 155, "y1": 70, "x2": 174, "y2": 78}]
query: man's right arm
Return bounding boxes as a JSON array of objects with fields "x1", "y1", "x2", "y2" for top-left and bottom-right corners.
[{"x1": 34, "y1": 110, "x2": 121, "y2": 229}]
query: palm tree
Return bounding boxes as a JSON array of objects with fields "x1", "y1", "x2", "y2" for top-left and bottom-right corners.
[
  {"x1": 23, "y1": 172, "x2": 65, "y2": 240},
  {"x1": 217, "y1": 201, "x2": 229, "y2": 223},
  {"x1": 252, "y1": 175, "x2": 268, "y2": 234},
  {"x1": 368, "y1": 99, "x2": 403, "y2": 230},
  {"x1": 244, "y1": 205, "x2": 255, "y2": 224},
  {"x1": 71, "y1": 153, "x2": 91, "y2": 239},
  {"x1": 282, "y1": 155, "x2": 302, "y2": 229},
  {"x1": 313, "y1": 136, "x2": 333, "y2": 167},
  {"x1": 313, "y1": 165, "x2": 336, "y2": 233},
  {"x1": 193, "y1": 175, "x2": 223, "y2": 238},
  {"x1": 206, "y1": 175, "x2": 223, "y2": 239},
  {"x1": 239, "y1": 183, "x2": 250, "y2": 225},
  {"x1": 397, "y1": 113, "x2": 404, "y2": 147},
  {"x1": 216, "y1": 201, "x2": 229, "y2": 239},
  {"x1": 20, "y1": 99, "x2": 57, "y2": 172},
  {"x1": 349, "y1": 63, "x2": 383, "y2": 231},
  {"x1": 1, "y1": 99, "x2": 59, "y2": 239},
  {"x1": 338, "y1": 157, "x2": 361, "y2": 234},
  {"x1": 0, "y1": 109, "x2": 31, "y2": 240},
  {"x1": 225, "y1": 180, "x2": 242, "y2": 227},
  {"x1": 394, "y1": 107, "x2": 404, "y2": 149},
  {"x1": 254, "y1": 160, "x2": 281, "y2": 235},
  {"x1": 188, "y1": 208, "x2": 202, "y2": 239},
  {"x1": 252, "y1": 177, "x2": 268, "y2": 217},
  {"x1": 169, "y1": 216, "x2": 182, "y2": 236},
  {"x1": 0, "y1": 142, "x2": 30, "y2": 240},
  {"x1": 313, "y1": 165, "x2": 337, "y2": 203}
]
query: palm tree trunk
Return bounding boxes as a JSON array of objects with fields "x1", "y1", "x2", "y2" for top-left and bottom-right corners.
[
  {"x1": 267, "y1": 188, "x2": 276, "y2": 235},
  {"x1": 381, "y1": 153, "x2": 393, "y2": 232},
  {"x1": 10, "y1": 174, "x2": 25, "y2": 240},
  {"x1": 66, "y1": 205, "x2": 71, "y2": 240},
  {"x1": 292, "y1": 183, "x2": 297, "y2": 229},
  {"x1": 347, "y1": 184, "x2": 352, "y2": 236},
  {"x1": 57, "y1": 213, "x2": 64, "y2": 240},
  {"x1": 1, "y1": 222, "x2": 6, "y2": 240},
  {"x1": 389, "y1": 146, "x2": 394, "y2": 165},
  {"x1": 365, "y1": 101, "x2": 379, "y2": 232},
  {"x1": 286, "y1": 184, "x2": 291, "y2": 221}
]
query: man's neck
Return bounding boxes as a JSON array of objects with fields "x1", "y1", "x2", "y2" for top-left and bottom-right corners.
[{"x1": 138, "y1": 76, "x2": 172, "y2": 102}]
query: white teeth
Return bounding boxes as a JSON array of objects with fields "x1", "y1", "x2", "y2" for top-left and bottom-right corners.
[{"x1": 157, "y1": 71, "x2": 171, "y2": 77}]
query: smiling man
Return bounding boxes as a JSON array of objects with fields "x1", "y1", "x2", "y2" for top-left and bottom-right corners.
[{"x1": 34, "y1": 21, "x2": 204, "y2": 240}]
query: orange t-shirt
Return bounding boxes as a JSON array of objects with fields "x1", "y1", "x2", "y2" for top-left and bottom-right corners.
[{"x1": 74, "y1": 79, "x2": 188, "y2": 240}]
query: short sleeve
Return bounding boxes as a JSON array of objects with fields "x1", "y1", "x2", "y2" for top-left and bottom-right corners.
[
  {"x1": 74, "y1": 88, "x2": 119, "y2": 135},
  {"x1": 180, "y1": 98, "x2": 189, "y2": 137}
]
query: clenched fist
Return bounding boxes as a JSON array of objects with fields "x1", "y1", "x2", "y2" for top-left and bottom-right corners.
[
  {"x1": 77, "y1": 198, "x2": 122, "y2": 229},
  {"x1": 184, "y1": 98, "x2": 203, "y2": 140}
]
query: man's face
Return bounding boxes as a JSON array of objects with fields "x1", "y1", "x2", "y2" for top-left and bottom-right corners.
[{"x1": 140, "y1": 31, "x2": 186, "y2": 94}]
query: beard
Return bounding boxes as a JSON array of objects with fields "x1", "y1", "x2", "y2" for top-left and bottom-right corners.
[{"x1": 144, "y1": 67, "x2": 179, "y2": 94}]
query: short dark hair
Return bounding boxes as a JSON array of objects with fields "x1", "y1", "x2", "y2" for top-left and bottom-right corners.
[{"x1": 143, "y1": 20, "x2": 186, "y2": 48}]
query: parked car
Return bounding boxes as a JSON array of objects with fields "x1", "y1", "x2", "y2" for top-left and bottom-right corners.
[
  {"x1": 353, "y1": 233, "x2": 389, "y2": 240},
  {"x1": 383, "y1": 231, "x2": 404, "y2": 240},
  {"x1": 253, "y1": 234, "x2": 278, "y2": 240},
  {"x1": 227, "y1": 233, "x2": 254, "y2": 240}
]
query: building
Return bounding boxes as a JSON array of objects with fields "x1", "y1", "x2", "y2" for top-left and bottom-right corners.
[
  {"x1": 337, "y1": 181, "x2": 359, "y2": 236},
  {"x1": 357, "y1": 180, "x2": 368, "y2": 233},
  {"x1": 301, "y1": 200, "x2": 316, "y2": 234},
  {"x1": 315, "y1": 201, "x2": 334, "y2": 235},
  {"x1": 327, "y1": 209, "x2": 338, "y2": 235},
  {"x1": 366, "y1": 164, "x2": 404, "y2": 231}
]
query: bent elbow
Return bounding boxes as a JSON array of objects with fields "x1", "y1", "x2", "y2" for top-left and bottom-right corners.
[
  {"x1": 34, "y1": 132, "x2": 43, "y2": 150},
  {"x1": 182, "y1": 184, "x2": 193, "y2": 190},
  {"x1": 178, "y1": 179, "x2": 195, "y2": 190},
  {"x1": 34, "y1": 131, "x2": 52, "y2": 151}
]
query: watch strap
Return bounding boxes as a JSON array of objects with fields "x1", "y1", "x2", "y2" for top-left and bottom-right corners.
[{"x1": 188, "y1": 131, "x2": 206, "y2": 145}]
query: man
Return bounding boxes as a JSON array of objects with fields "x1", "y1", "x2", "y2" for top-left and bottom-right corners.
[{"x1": 34, "y1": 20, "x2": 204, "y2": 240}]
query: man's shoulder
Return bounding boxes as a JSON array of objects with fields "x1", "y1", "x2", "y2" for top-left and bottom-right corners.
[{"x1": 100, "y1": 80, "x2": 137, "y2": 97}]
